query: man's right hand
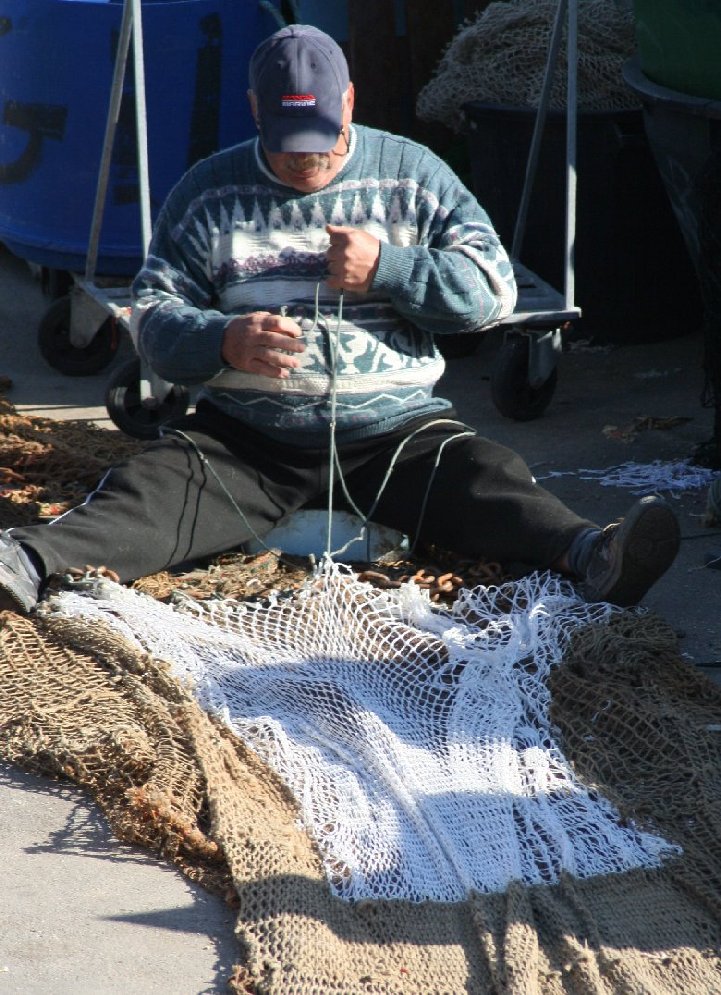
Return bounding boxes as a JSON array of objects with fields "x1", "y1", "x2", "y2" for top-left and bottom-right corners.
[{"x1": 221, "y1": 311, "x2": 305, "y2": 379}]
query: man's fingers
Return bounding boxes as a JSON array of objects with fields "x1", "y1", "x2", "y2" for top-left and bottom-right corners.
[
  {"x1": 324, "y1": 225, "x2": 380, "y2": 293},
  {"x1": 222, "y1": 312, "x2": 305, "y2": 375},
  {"x1": 259, "y1": 328, "x2": 305, "y2": 353},
  {"x1": 261, "y1": 314, "x2": 304, "y2": 337},
  {"x1": 249, "y1": 357, "x2": 293, "y2": 379},
  {"x1": 251, "y1": 352, "x2": 300, "y2": 378},
  {"x1": 326, "y1": 223, "x2": 353, "y2": 242},
  {"x1": 226, "y1": 312, "x2": 302, "y2": 339},
  {"x1": 325, "y1": 273, "x2": 343, "y2": 291}
]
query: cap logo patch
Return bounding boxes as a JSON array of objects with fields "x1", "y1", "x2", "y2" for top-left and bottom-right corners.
[{"x1": 281, "y1": 93, "x2": 316, "y2": 108}]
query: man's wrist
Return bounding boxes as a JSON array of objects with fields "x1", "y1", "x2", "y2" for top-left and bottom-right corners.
[{"x1": 372, "y1": 241, "x2": 415, "y2": 293}]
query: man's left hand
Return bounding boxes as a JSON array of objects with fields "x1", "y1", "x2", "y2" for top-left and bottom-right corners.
[{"x1": 326, "y1": 224, "x2": 380, "y2": 293}]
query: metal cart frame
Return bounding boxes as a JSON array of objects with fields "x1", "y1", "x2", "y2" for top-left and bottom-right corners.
[
  {"x1": 36, "y1": 0, "x2": 581, "y2": 435},
  {"x1": 480, "y1": 0, "x2": 581, "y2": 420}
]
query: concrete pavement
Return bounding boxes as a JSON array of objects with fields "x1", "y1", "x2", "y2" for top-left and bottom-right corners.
[
  {"x1": 0, "y1": 765, "x2": 238, "y2": 995},
  {"x1": 1, "y1": 241, "x2": 720, "y2": 992},
  {"x1": 0, "y1": 246, "x2": 236, "y2": 994},
  {"x1": 0, "y1": 247, "x2": 130, "y2": 427}
]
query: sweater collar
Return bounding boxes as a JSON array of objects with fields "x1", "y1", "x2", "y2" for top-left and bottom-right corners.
[{"x1": 254, "y1": 125, "x2": 358, "y2": 190}]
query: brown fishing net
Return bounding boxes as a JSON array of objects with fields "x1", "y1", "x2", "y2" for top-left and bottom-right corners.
[
  {"x1": 3, "y1": 594, "x2": 721, "y2": 993},
  {"x1": 2, "y1": 399, "x2": 721, "y2": 993},
  {"x1": 0, "y1": 391, "x2": 142, "y2": 524},
  {"x1": 416, "y1": 0, "x2": 638, "y2": 131}
]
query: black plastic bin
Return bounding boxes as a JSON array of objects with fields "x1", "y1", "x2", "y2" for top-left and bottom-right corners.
[
  {"x1": 462, "y1": 101, "x2": 703, "y2": 343},
  {"x1": 623, "y1": 57, "x2": 721, "y2": 464},
  {"x1": 623, "y1": 59, "x2": 721, "y2": 334}
]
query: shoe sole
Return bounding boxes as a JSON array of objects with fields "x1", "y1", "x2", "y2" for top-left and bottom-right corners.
[{"x1": 586, "y1": 500, "x2": 681, "y2": 607}]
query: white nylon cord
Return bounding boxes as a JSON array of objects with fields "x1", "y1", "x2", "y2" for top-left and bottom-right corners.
[{"x1": 170, "y1": 287, "x2": 478, "y2": 564}]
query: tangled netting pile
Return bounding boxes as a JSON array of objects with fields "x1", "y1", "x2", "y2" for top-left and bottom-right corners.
[
  {"x1": 0, "y1": 391, "x2": 142, "y2": 525},
  {"x1": 416, "y1": 0, "x2": 638, "y2": 131},
  {"x1": 3, "y1": 559, "x2": 721, "y2": 993},
  {"x1": 44, "y1": 569, "x2": 680, "y2": 903}
]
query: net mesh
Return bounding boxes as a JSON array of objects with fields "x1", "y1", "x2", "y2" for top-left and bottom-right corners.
[
  {"x1": 3, "y1": 566, "x2": 721, "y2": 991},
  {"x1": 3, "y1": 399, "x2": 721, "y2": 992},
  {"x1": 0, "y1": 391, "x2": 142, "y2": 524},
  {"x1": 538, "y1": 459, "x2": 721, "y2": 494},
  {"x1": 416, "y1": 0, "x2": 638, "y2": 131},
  {"x1": 44, "y1": 566, "x2": 678, "y2": 904}
]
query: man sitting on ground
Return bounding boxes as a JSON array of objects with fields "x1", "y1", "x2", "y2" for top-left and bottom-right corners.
[{"x1": 0, "y1": 24, "x2": 680, "y2": 613}]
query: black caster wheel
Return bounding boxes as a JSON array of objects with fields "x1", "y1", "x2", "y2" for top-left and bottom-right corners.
[
  {"x1": 38, "y1": 294, "x2": 119, "y2": 376},
  {"x1": 437, "y1": 333, "x2": 480, "y2": 359},
  {"x1": 40, "y1": 267, "x2": 74, "y2": 299},
  {"x1": 491, "y1": 335, "x2": 558, "y2": 421},
  {"x1": 105, "y1": 357, "x2": 190, "y2": 439}
]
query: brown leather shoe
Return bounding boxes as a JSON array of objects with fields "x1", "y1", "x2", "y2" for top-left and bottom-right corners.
[{"x1": 581, "y1": 496, "x2": 680, "y2": 607}]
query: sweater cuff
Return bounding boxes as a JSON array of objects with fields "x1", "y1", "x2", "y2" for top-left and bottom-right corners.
[
  {"x1": 372, "y1": 242, "x2": 416, "y2": 294},
  {"x1": 200, "y1": 314, "x2": 234, "y2": 376},
  {"x1": 160, "y1": 312, "x2": 232, "y2": 383}
]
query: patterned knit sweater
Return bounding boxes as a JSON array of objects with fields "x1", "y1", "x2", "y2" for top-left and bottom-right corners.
[{"x1": 131, "y1": 124, "x2": 517, "y2": 446}]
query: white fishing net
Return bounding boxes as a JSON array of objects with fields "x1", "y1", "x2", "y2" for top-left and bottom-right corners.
[
  {"x1": 44, "y1": 564, "x2": 678, "y2": 903},
  {"x1": 578, "y1": 460, "x2": 721, "y2": 494},
  {"x1": 539, "y1": 459, "x2": 721, "y2": 494}
]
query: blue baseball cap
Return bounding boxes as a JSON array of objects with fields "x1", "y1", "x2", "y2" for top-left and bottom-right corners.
[{"x1": 249, "y1": 24, "x2": 350, "y2": 154}]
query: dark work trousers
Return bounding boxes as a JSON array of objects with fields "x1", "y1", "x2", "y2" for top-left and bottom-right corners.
[{"x1": 10, "y1": 401, "x2": 596, "y2": 586}]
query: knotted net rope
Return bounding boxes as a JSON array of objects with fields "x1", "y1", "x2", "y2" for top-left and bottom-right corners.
[
  {"x1": 44, "y1": 566, "x2": 677, "y2": 903},
  {"x1": 0, "y1": 391, "x2": 142, "y2": 524},
  {"x1": 416, "y1": 0, "x2": 638, "y2": 131},
  {"x1": 3, "y1": 566, "x2": 721, "y2": 993},
  {"x1": 538, "y1": 459, "x2": 721, "y2": 495},
  {"x1": 3, "y1": 397, "x2": 721, "y2": 991}
]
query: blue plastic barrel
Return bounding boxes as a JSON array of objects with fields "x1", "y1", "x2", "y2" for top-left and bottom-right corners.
[
  {"x1": 0, "y1": 0, "x2": 283, "y2": 275},
  {"x1": 294, "y1": 1, "x2": 348, "y2": 41},
  {"x1": 294, "y1": 0, "x2": 407, "y2": 42}
]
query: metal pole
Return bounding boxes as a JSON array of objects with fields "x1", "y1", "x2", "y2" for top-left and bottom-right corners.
[
  {"x1": 130, "y1": 0, "x2": 152, "y2": 258},
  {"x1": 511, "y1": 0, "x2": 568, "y2": 260},
  {"x1": 84, "y1": 0, "x2": 134, "y2": 282},
  {"x1": 564, "y1": 0, "x2": 578, "y2": 309},
  {"x1": 258, "y1": 0, "x2": 288, "y2": 29}
]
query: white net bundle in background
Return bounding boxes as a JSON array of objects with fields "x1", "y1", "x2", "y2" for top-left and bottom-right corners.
[
  {"x1": 416, "y1": 0, "x2": 638, "y2": 132},
  {"x1": 46, "y1": 564, "x2": 678, "y2": 903},
  {"x1": 577, "y1": 460, "x2": 721, "y2": 494},
  {"x1": 538, "y1": 459, "x2": 721, "y2": 494}
]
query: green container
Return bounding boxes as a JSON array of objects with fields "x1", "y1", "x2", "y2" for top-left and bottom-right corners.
[{"x1": 634, "y1": 0, "x2": 721, "y2": 100}]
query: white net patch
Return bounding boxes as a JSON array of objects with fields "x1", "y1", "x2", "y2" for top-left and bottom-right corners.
[
  {"x1": 578, "y1": 460, "x2": 721, "y2": 494},
  {"x1": 45, "y1": 564, "x2": 679, "y2": 903},
  {"x1": 539, "y1": 459, "x2": 721, "y2": 494}
]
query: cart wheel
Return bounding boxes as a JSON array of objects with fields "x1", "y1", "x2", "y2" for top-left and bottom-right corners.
[
  {"x1": 105, "y1": 358, "x2": 190, "y2": 439},
  {"x1": 38, "y1": 295, "x2": 119, "y2": 376},
  {"x1": 437, "y1": 333, "x2": 479, "y2": 359},
  {"x1": 41, "y1": 267, "x2": 73, "y2": 300},
  {"x1": 491, "y1": 336, "x2": 558, "y2": 421}
]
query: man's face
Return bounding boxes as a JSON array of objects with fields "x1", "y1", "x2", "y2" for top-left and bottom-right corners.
[
  {"x1": 249, "y1": 84, "x2": 354, "y2": 193},
  {"x1": 262, "y1": 142, "x2": 343, "y2": 193}
]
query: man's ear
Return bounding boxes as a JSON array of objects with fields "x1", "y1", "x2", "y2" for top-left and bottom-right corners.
[
  {"x1": 341, "y1": 82, "x2": 355, "y2": 129},
  {"x1": 248, "y1": 90, "x2": 259, "y2": 126}
]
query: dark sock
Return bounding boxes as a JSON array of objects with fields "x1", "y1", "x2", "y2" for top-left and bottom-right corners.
[
  {"x1": 6, "y1": 535, "x2": 44, "y2": 588},
  {"x1": 564, "y1": 527, "x2": 601, "y2": 579}
]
